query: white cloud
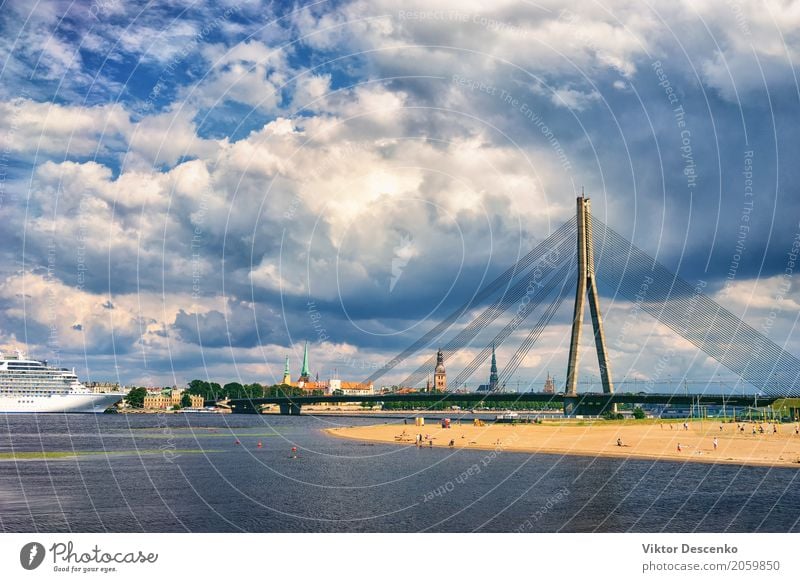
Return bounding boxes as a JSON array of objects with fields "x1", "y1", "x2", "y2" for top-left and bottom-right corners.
[{"x1": 0, "y1": 100, "x2": 130, "y2": 156}]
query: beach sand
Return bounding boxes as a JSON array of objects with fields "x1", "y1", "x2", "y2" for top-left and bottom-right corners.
[{"x1": 326, "y1": 420, "x2": 800, "y2": 468}]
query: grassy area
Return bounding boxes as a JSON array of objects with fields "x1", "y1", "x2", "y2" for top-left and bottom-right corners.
[
  {"x1": 0, "y1": 449, "x2": 221, "y2": 461},
  {"x1": 537, "y1": 417, "x2": 745, "y2": 427},
  {"x1": 115, "y1": 432, "x2": 281, "y2": 439}
]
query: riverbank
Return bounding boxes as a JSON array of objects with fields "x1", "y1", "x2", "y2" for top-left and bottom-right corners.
[{"x1": 326, "y1": 420, "x2": 800, "y2": 468}]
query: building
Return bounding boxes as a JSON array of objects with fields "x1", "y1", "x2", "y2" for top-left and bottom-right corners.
[
  {"x1": 327, "y1": 378, "x2": 375, "y2": 395},
  {"x1": 298, "y1": 341, "x2": 311, "y2": 383},
  {"x1": 87, "y1": 381, "x2": 123, "y2": 393},
  {"x1": 477, "y1": 345, "x2": 502, "y2": 393},
  {"x1": 142, "y1": 393, "x2": 172, "y2": 409},
  {"x1": 277, "y1": 343, "x2": 371, "y2": 395},
  {"x1": 433, "y1": 348, "x2": 447, "y2": 391},
  {"x1": 143, "y1": 389, "x2": 203, "y2": 410},
  {"x1": 281, "y1": 355, "x2": 291, "y2": 385},
  {"x1": 296, "y1": 381, "x2": 325, "y2": 393},
  {"x1": 543, "y1": 372, "x2": 555, "y2": 394}
]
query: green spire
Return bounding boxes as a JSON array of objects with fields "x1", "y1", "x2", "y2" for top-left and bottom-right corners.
[
  {"x1": 300, "y1": 341, "x2": 310, "y2": 378},
  {"x1": 283, "y1": 355, "x2": 290, "y2": 376}
]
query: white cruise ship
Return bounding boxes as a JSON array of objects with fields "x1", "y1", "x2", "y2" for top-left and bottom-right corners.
[{"x1": 0, "y1": 349, "x2": 123, "y2": 413}]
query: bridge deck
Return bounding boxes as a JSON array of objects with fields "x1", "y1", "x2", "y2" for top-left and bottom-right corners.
[{"x1": 225, "y1": 392, "x2": 776, "y2": 413}]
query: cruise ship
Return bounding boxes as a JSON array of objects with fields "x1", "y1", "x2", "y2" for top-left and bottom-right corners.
[{"x1": 0, "y1": 350, "x2": 123, "y2": 413}]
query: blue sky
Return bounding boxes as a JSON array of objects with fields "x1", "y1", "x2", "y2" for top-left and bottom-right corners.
[{"x1": 1, "y1": 0, "x2": 799, "y2": 390}]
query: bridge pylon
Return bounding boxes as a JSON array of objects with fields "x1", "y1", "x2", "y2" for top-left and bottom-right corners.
[{"x1": 564, "y1": 196, "x2": 614, "y2": 408}]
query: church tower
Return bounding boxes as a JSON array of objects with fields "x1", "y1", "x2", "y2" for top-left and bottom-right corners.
[
  {"x1": 281, "y1": 355, "x2": 291, "y2": 385},
  {"x1": 543, "y1": 371, "x2": 555, "y2": 394},
  {"x1": 488, "y1": 344, "x2": 498, "y2": 391},
  {"x1": 433, "y1": 348, "x2": 447, "y2": 391},
  {"x1": 298, "y1": 341, "x2": 311, "y2": 383}
]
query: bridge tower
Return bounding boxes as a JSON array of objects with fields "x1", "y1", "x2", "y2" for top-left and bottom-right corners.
[{"x1": 565, "y1": 196, "x2": 614, "y2": 403}]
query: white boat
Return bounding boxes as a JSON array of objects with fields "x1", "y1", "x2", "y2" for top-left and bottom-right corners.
[
  {"x1": 0, "y1": 349, "x2": 123, "y2": 413},
  {"x1": 495, "y1": 411, "x2": 520, "y2": 422}
]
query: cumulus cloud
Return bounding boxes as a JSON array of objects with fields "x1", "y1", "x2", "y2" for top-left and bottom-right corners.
[{"x1": 0, "y1": 0, "x2": 798, "y2": 388}]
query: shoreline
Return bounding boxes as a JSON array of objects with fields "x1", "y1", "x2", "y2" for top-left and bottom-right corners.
[{"x1": 326, "y1": 420, "x2": 800, "y2": 469}]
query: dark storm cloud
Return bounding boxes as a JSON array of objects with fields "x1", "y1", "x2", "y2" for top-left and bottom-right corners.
[{"x1": 2, "y1": 0, "x2": 799, "y2": 386}]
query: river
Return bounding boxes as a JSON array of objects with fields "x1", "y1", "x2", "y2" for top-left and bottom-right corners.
[{"x1": 1, "y1": 413, "x2": 798, "y2": 532}]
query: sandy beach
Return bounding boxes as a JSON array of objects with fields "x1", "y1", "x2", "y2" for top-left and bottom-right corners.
[{"x1": 326, "y1": 420, "x2": 800, "y2": 468}]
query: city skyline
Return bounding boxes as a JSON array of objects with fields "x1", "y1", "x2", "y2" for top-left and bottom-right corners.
[{"x1": 0, "y1": 1, "x2": 798, "y2": 389}]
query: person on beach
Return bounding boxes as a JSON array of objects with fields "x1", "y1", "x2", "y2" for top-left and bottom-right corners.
[
  {"x1": 683, "y1": 422, "x2": 688, "y2": 431},
  {"x1": 713, "y1": 438, "x2": 718, "y2": 451},
  {"x1": 617, "y1": 438, "x2": 623, "y2": 447},
  {"x1": 677, "y1": 443, "x2": 682, "y2": 452}
]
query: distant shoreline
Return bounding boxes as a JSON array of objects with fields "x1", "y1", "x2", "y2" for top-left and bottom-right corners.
[{"x1": 326, "y1": 420, "x2": 800, "y2": 468}]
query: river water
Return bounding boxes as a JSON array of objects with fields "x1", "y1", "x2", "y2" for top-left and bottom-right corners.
[{"x1": 1, "y1": 414, "x2": 798, "y2": 532}]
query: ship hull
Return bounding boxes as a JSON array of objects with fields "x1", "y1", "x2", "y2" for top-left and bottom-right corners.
[{"x1": 0, "y1": 393, "x2": 123, "y2": 413}]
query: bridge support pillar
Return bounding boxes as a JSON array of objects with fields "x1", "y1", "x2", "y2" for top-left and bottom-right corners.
[
  {"x1": 279, "y1": 403, "x2": 302, "y2": 415},
  {"x1": 563, "y1": 394, "x2": 615, "y2": 417},
  {"x1": 230, "y1": 401, "x2": 260, "y2": 414},
  {"x1": 565, "y1": 195, "x2": 615, "y2": 404}
]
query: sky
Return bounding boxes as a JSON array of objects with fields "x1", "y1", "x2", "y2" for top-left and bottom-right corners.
[{"x1": 0, "y1": 0, "x2": 799, "y2": 391}]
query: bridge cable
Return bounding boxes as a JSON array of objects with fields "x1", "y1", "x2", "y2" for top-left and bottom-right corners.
[
  {"x1": 447, "y1": 260, "x2": 574, "y2": 389},
  {"x1": 592, "y1": 220, "x2": 796, "y2": 387},
  {"x1": 363, "y1": 217, "x2": 577, "y2": 385},
  {"x1": 591, "y1": 216, "x2": 800, "y2": 396},
  {"x1": 398, "y1": 236, "x2": 576, "y2": 388},
  {"x1": 495, "y1": 268, "x2": 574, "y2": 389}
]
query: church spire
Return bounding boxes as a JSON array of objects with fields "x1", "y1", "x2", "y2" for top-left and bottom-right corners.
[
  {"x1": 299, "y1": 341, "x2": 311, "y2": 382},
  {"x1": 489, "y1": 343, "x2": 498, "y2": 390},
  {"x1": 282, "y1": 355, "x2": 291, "y2": 385}
]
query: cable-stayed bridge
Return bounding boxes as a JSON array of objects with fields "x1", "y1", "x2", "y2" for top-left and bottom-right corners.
[{"x1": 230, "y1": 196, "x2": 799, "y2": 415}]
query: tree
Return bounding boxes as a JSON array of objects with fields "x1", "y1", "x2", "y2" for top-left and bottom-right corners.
[
  {"x1": 188, "y1": 379, "x2": 209, "y2": 393},
  {"x1": 125, "y1": 387, "x2": 147, "y2": 408},
  {"x1": 602, "y1": 410, "x2": 624, "y2": 420},
  {"x1": 180, "y1": 392, "x2": 192, "y2": 408},
  {"x1": 223, "y1": 382, "x2": 244, "y2": 399},
  {"x1": 632, "y1": 406, "x2": 646, "y2": 420}
]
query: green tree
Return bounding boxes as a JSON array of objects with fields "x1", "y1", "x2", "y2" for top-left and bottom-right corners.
[
  {"x1": 180, "y1": 392, "x2": 192, "y2": 408},
  {"x1": 124, "y1": 387, "x2": 148, "y2": 408},
  {"x1": 602, "y1": 410, "x2": 624, "y2": 420},
  {"x1": 187, "y1": 380, "x2": 215, "y2": 400},
  {"x1": 632, "y1": 406, "x2": 646, "y2": 420}
]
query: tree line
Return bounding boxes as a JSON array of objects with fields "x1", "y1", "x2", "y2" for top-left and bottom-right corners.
[{"x1": 186, "y1": 380, "x2": 324, "y2": 401}]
